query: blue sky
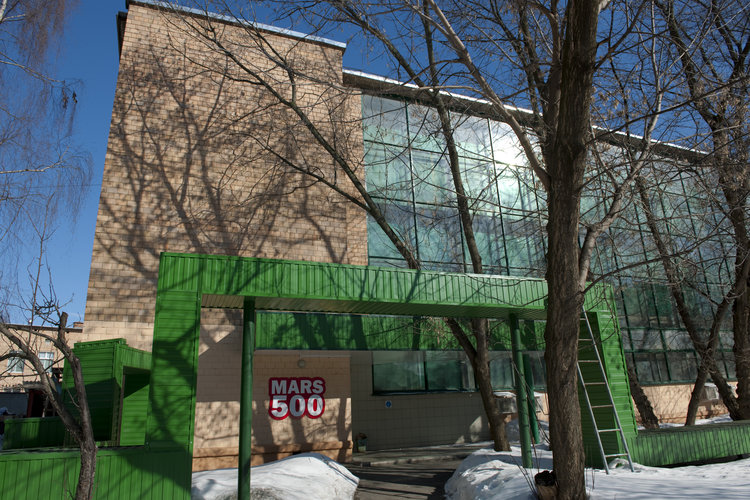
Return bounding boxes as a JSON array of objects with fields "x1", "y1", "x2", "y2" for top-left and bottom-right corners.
[{"x1": 27, "y1": 0, "x2": 123, "y2": 324}]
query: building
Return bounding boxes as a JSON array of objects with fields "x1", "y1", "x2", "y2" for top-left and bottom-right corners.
[
  {"x1": 82, "y1": 1, "x2": 733, "y2": 470},
  {"x1": 0, "y1": 323, "x2": 83, "y2": 416}
]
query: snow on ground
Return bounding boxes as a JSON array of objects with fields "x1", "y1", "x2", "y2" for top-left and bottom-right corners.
[
  {"x1": 447, "y1": 414, "x2": 750, "y2": 499},
  {"x1": 445, "y1": 444, "x2": 750, "y2": 499},
  {"x1": 191, "y1": 452, "x2": 358, "y2": 500},
  {"x1": 191, "y1": 415, "x2": 749, "y2": 499}
]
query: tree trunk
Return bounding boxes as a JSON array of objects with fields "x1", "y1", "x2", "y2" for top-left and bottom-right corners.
[
  {"x1": 541, "y1": 1, "x2": 602, "y2": 497},
  {"x1": 474, "y1": 344, "x2": 510, "y2": 451},
  {"x1": 732, "y1": 277, "x2": 750, "y2": 418},
  {"x1": 75, "y1": 433, "x2": 98, "y2": 500},
  {"x1": 626, "y1": 362, "x2": 659, "y2": 429},
  {"x1": 685, "y1": 363, "x2": 709, "y2": 426},
  {"x1": 66, "y1": 334, "x2": 98, "y2": 500},
  {"x1": 545, "y1": 192, "x2": 586, "y2": 499}
]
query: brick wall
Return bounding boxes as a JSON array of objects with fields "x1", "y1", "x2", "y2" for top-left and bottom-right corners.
[
  {"x1": 84, "y1": 2, "x2": 367, "y2": 467},
  {"x1": 84, "y1": 3, "x2": 368, "y2": 349},
  {"x1": 192, "y1": 309, "x2": 352, "y2": 470}
]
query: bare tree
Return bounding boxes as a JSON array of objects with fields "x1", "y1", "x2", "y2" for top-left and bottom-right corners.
[
  {"x1": 635, "y1": 0, "x2": 750, "y2": 422},
  {"x1": 0, "y1": 205, "x2": 96, "y2": 499},
  {"x1": 148, "y1": 1, "x2": 684, "y2": 497},
  {"x1": 0, "y1": 313, "x2": 97, "y2": 500},
  {"x1": 0, "y1": 0, "x2": 90, "y2": 315}
]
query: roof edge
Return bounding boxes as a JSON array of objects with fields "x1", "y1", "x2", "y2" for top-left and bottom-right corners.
[
  {"x1": 343, "y1": 69, "x2": 707, "y2": 161},
  {"x1": 127, "y1": 0, "x2": 347, "y2": 50}
]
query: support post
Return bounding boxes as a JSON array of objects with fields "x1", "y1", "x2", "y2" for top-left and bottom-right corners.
[
  {"x1": 510, "y1": 314, "x2": 532, "y2": 467},
  {"x1": 522, "y1": 353, "x2": 540, "y2": 443},
  {"x1": 239, "y1": 298, "x2": 256, "y2": 499}
]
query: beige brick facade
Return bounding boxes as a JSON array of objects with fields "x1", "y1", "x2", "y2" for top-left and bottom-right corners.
[
  {"x1": 0, "y1": 324, "x2": 83, "y2": 394},
  {"x1": 85, "y1": 2, "x2": 367, "y2": 348},
  {"x1": 85, "y1": 2, "x2": 366, "y2": 467}
]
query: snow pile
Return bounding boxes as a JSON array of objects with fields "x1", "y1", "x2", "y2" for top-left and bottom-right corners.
[
  {"x1": 445, "y1": 444, "x2": 750, "y2": 499},
  {"x1": 191, "y1": 452, "x2": 358, "y2": 500}
]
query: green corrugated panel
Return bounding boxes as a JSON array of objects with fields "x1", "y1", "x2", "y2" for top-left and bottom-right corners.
[
  {"x1": 629, "y1": 420, "x2": 750, "y2": 466},
  {"x1": 64, "y1": 340, "x2": 119, "y2": 442},
  {"x1": 120, "y1": 371, "x2": 150, "y2": 446},
  {"x1": 3, "y1": 417, "x2": 67, "y2": 449},
  {"x1": 167, "y1": 253, "x2": 552, "y2": 318},
  {"x1": 0, "y1": 447, "x2": 190, "y2": 500}
]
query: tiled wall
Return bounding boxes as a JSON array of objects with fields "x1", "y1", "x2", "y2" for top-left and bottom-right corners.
[
  {"x1": 349, "y1": 351, "x2": 490, "y2": 449},
  {"x1": 192, "y1": 309, "x2": 352, "y2": 470}
]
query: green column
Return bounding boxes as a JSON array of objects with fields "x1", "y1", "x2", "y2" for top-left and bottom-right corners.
[
  {"x1": 239, "y1": 298, "x2": 256, "y2": 499},
  {"x1": 510, "y1": 314, "x2": 532, "y2": 468},
  {"x1": 522, "y1": 353, "x2": 540, "y2": 443}
]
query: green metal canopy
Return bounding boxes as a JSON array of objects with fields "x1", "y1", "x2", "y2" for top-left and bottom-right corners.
[{"x1": 147, "y1": 252, "x2": 628, "y2": 499}]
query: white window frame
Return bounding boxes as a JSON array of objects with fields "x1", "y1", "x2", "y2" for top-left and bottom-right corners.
[
  {"x1": 7, "y1": 351, "x2": 24, "y2": 374},
  {"x1": 39, "y1": 351, "x2": 55, "y2": 373}
]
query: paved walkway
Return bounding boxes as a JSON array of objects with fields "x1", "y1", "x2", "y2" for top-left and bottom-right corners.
[{"x1": 345, "y1": 443, "x2": 488, "y2": 499}]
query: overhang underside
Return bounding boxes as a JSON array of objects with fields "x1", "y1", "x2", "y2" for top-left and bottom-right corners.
[{"x1": 200, "y1": 293, "x2": 549, "y2": 320}]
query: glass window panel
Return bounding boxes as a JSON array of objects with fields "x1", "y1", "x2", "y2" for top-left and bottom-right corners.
[
  {"x1": 362, "y1": 95, "x2": 409, "y2": 146},
  {"x1": 425, "y1": 351, "x2": 471, "y2": 391},
  {"x1": 590, "y1": 234, "x2": 617, "y2": 277},
  {"x1": 527, "y1": 352, "x2": 547, "y2": 390},
  {"x1": 502, "y1": 213, "x2": 536, "y2": 270},
  {"x1": 372, "y1": 351, "x2": 425, "y2": 392},
  {"x1": 682, "y1": 288, "x2": 712, "y2": 330},
  {"x1": 452, "y1": 113, "x2": 493, "y2": 160},
  {"x1": 414, "y1": 204, "x2": 463, "y2": 266},
  {"x1": 412, "y1": 149, "x2": 454, "y2": 205},
  {"x1": 620, "y1": 328, "x2": 633, "y2": 351},
  {"x1": 620, "y1": 284, "x2": 654, "y2": 328},
  {"x1": 408, "y1": 103, "x2": 445, "y2": 152},
  {"x1": 40, "y1": 352, "x2": 54, "y2": 373},
  {"x1": 497, "y1": 166, "x2": 524, "y2": 212},
  {"x1": 364, "y1": 141, "x2": 412, "y2": 201},
  {"x1": 666, "y1": 351, "x2": 697, "y2": 382},
  {"x1": 367, "y1": 203, "x2": 416, "y2": 260},
  {"x1": 580, "y1": 193, "x2": 605, "y2": 227},
  {"x1": 368, "y1": 257, "x2": 409, "y2": 269},
  {"x1": 469, "y1": 211, "x2": 506, "y2": 271},
  {"x1": 662, "y1": 330, "x2": 692, "y2": 350},
  {"x1": 718, "y1": 351, "x2": 736, "y2": 379},
  {"x1": 490, "y1": 352, "x2": 514, "y2": 389},
  {"x1": 611, "y1": 229, "x2": 647, "y2": 276},
  {"x1": 634, "y1": 352, "x2": 668, "y2": 384},
  {"x1": 461, "y1": 157, "x2": 499, "y2": 211},
  {"x1": 490, "y1": 120, "x2": 527, "y2": 166},
  {"x1": 629, "y1": 329, "x2": 664, "y2": 350},
  {"x1": 8, "y1": 352, "x2": 24, "y2": 374},
  {"x1": 719, "y1": 330, "x2": 734, "y2": 350}
]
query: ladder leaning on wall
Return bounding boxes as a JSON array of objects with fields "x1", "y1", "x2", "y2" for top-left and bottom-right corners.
[{"x1": 577, "y1": 308, "x2": 635, "y2": 474}]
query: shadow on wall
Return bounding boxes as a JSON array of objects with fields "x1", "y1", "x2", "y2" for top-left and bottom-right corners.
[
  {"x1": 194, "y1": 309, "x2": 352, "y2": 467},
  {"x1": 87, "y1": 5, "x2": 367, "y2": 335},
  {"x1": 638, "y1": 383, "x2": 731, "y2": 423}
]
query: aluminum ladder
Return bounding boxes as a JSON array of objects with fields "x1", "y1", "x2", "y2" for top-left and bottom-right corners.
[{"x1": 577, "y1": 308, "x2": 635, "y2": 473}]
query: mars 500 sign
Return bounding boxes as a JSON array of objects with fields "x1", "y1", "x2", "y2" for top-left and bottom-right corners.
[{"x1": 268, "y1": 377, "x2": 326, "y2": 420}]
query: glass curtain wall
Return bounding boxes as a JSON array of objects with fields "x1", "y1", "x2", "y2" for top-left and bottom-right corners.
[{"x1": 362, "y1": 94, "x2": 735, "y2": 387}]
